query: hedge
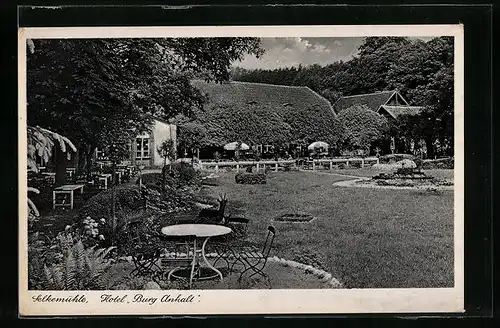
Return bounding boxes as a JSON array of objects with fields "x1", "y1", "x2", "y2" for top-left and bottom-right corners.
[
  {"x1": 235, "y1": 172, "x2": 267, "y2": 184},
  {"x1": 79, "y1": 185, "x2": 144, "y2": 222}
]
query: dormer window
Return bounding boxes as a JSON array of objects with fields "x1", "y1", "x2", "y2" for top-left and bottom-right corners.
[
  {"x1": 283, "y1": 103, "x2": 293, "y2": 107},
  {"x1": 247, "y1": 100, "x2": 257, "y2": 105}
]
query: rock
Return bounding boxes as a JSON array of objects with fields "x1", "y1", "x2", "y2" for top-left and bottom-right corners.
[{"x1": 143, "y1": 281, "x2": 161, "y2": 290}]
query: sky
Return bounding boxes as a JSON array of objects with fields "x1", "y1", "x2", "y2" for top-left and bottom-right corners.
[{"x1": 234, "y1": 37, "x2": 435, "y2": 70}]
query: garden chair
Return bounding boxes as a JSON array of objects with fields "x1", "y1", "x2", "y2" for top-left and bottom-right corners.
[
  {"x1": 233, "y1": 226, "x2": 276, "y2": 285},
  {"x1": 208, "y1": 216, "x2": 250, "y2": 271},
  {"x1": 127, "y1": 220, "x2": 163, "y2": 278}
]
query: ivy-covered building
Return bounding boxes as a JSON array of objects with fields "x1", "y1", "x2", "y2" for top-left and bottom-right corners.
[
  {"x1": 191, "y1": 80, "x2": 342, "y2": 158},
  {"x1": 333, "y1": 90, "x2": 425, "y2": 154},
  {"x1": 332, "y1": 90, "x2": 424, "y2": 120},
  {"x1": 95, "y1": 118, "x2": 177, "y2": 168}
]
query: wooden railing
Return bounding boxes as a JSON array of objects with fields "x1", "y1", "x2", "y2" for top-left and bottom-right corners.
[
  {"x1": 198, "y1": 157, "x2": 379, "y2": 172},
  {"x1": 307, "y1": 157, "x2": 379, "y2": 170},
  {"x1": 198, "y1": 160, "x2": 296, "y2": 173}
]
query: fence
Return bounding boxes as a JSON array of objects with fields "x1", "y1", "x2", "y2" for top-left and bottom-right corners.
[
  {"x1": 198, "y1": 157, "x2": 379, "y2": 172},
  {"x1": 198, "y1": 160, "x2": 296, "y2": 173},
  {"x1": 307, "y1": 157, "x2": 379, "y2": 170}
]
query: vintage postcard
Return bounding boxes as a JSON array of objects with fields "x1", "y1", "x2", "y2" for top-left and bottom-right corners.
[{"x1": 19, "y1": 25, "x2": 464, "y2": 316}]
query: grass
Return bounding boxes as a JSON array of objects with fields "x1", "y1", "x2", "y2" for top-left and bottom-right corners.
[{"x1": 198, "y1": 170, "x2": 454, "y2": 288}]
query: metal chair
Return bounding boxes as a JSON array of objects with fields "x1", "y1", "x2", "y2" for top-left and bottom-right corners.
[
  {"x1": 234, "y1": 226, "x2": 276, "y2": 285},
  {"x1": 209, "y1": 216, "x2": 250, "y2": 271},
  {"x1": 127, "y1": 220, "x2": 162, "y2": 278}
]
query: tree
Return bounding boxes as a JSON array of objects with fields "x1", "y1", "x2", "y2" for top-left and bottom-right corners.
[
  {"x1": 337, "y1": 105, "x2": 390, "y2": 155},
  {"x1": 27, "y1": 126, "x2": 76, "y2": 224},
  {"x1": 177, "y1": 122, "x2": 208, "y2": 164},
  {"x1": 27, "y1": 37, "x2": 263, "y2": 176},
  {"x1": 157, "y1": 139, "x2": 176, "y2": 192},
  {"x1": 99, "y1": 123, "x2": 134, "y2": 244},
  {"x1": 386, "y1": 37, "x2": 454, "y2": 158}
]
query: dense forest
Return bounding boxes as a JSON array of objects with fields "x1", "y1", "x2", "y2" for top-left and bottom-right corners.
[{"x1": 231, "y1": 37, "x2": 454, "y2": 158}]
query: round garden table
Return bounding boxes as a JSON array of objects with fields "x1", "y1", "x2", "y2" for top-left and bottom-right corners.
[{"x1": 161, "y1": 224, "x2": 232, "y2": 287}]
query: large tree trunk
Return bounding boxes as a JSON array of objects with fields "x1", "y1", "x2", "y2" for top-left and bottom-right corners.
[
  {"x1": 425, "y1": 137, "x2": 435, "y2": 159},
  {"x1": 85, "y1": 145, "x2": 96, "y2": 177},
  {"x1": 54, "y1": 146, "x2": 67, "y2": 186},
  {"x1": 76, "y1": 145, "x2": 86, "y2": 175},
  {"x1": 161, "y1": 157, "x2": 166, "y2": 194}
]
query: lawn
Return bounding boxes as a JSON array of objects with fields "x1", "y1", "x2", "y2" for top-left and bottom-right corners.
[{"x1": 198, "y1": 170, "x2": 454, "y2": 288}]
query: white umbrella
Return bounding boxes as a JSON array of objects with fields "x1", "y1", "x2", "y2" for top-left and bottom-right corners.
[
  {"x1": 224, "y1": 142, "x2": 250, "y2": 151},
  {"x1": 307, "y1": 141, "x2": 329, "y2": 150}
]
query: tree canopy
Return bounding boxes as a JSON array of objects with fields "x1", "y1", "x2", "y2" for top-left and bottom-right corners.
[
  {"x1": 230, "y1": 36, "x2": 454, "y2": 157},
  {"x1": 27, "y1": 37, "x2": 263, "y2": 170},
  {"x1": 337, "y1": 105, "x2": 390, "y2": 152}
]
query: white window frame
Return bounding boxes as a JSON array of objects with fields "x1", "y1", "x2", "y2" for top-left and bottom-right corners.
[
  {"x1": 136, "y1": 133, "x2": 151, "y2": 160},
  {"x1": 95, "y1": 148, "x2": 108, "y2": 160}
]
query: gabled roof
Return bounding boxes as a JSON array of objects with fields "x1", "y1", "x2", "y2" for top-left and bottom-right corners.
[
  {"x1": 379, "y1": 105, "x2": 424, "y2": 119},
  {"x1": 332, "y1": 90, "x2": 397, "y2": 114},
  {"x1": 192, "y1": 80, "x2": 335, "y2": 116},
  {"x1": 190, "y1": 80, "x2": 342, "y2": 146}
]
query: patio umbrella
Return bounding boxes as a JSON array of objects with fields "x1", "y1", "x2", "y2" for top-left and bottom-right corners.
[
  {"x1": 223, "y1": 142, "x2": 250, "y2": 151},
  {"x1": 307, "y1": 141, "x2": 329, "y2": 150}
]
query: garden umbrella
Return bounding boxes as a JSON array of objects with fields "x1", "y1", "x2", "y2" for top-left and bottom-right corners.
[
  {"x1": 307, "y1": 141, "x2": 329, "y2": 150},
  {"x1": 223, "y1": 142, "x2": 250, "y2": 151}
]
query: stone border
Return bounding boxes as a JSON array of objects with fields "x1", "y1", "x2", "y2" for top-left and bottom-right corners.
[
  {"x1": 123, "y1": 253, "x2": 343, "y2": 289},
  {"x1": 267, "y1": 255, "x2": 343, "y2": 288},
  {"x1": 333, "y1": 177, "x2": 454, "y2": 191},
  {"x1": 271, "y1": 215, "x2": 317, "y2": 224}
]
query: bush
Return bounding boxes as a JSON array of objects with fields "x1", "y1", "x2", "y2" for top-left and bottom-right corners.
[
  {"x1": 41, "y1": 240, "x2": 116, "y2": 290},
  {"x1": 138, "y1": 163, "x2": 200, "y2": 189},
  {"x1": 235, "y1": 172, "x2": 267, "y2": 184},
  {"x1": 201, "y1": 177, "x2": 219, "y2": 186},
  {"x1": 28, "y1": 225, "x2": 116, "y2": 290},
  {"x1": 422, "y1": 157, "x2": 454, "y2": 169},
  {"x1": 379, "y1": 154, "x2": 416, "y2": 164},
  {"x1": 28, "y1": 174, "x2": 53, "y2": 211},
  {"x1": 79, "y1": 186, "x2": 144, "y2": 222}
]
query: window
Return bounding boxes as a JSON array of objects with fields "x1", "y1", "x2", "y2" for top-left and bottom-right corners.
[
  {"x1": 136, "y1": 134, "x2": 150, "y2": 160},
  {"x1": 96, "y1": 148, "x2": 107, "y2": 160}
]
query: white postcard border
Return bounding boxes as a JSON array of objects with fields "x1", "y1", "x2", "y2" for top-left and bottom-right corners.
[{"x1": 18, "y1": 24, "x2": 464, "y2": 316}]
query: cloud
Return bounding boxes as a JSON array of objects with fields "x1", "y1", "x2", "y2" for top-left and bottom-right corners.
[
  {"x1": 234, "y1": 36, "x2": 434, "y2": 70},
  {"x1": 235, "y1": 37, "x2": 363, "y2": 70}
]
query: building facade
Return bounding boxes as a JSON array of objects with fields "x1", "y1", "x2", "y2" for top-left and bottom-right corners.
[{"x1": 95, "y1": 118, "x2": 177, "y2": 168}]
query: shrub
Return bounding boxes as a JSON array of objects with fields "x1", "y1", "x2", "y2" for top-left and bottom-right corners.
[
  {"x1": 142, "y1": 185, "x2": 196, "y2": 214},
  {"x1": 201, "y1": 177, "x2": 219, "y2": 186},
  {"x1": 79, "y1": 186, "x2": 144, "y2": 222},
  {"x1": 42, "y1": 240, "x2": 116, "y2": 290},
  {"x1": 422, "y1": 157, "x2": 454, "y2": 169},
  {"x1": 235, "y1": 172, "x2": 267, "y2": 184},
  {"x1": 27, "y1": 174, "x2": 53, "y2": 212},
  {"x1": 379, "y1": 153, "x2": 416, "y2": 164},
  {"x1": 28, "y1": 225, "x2": 116, "y2": 290},
  {"x1": 139, "y1": 163, "x2": 200, "y2": 189}
]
